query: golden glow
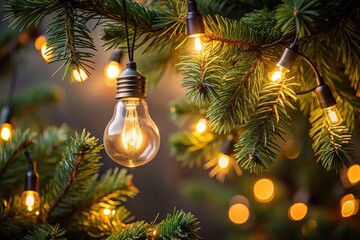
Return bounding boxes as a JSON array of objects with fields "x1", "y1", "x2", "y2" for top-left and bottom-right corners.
[
  {"x1": 41, "y1": 45, "x2": 53, "y2": 62},
  {"x1": 105, "y1": 61, "x2": 122, "y2": 79},
  {"x1": 34, "y1": 35, "x2": 47, "y2": 51},
  {"x1": 122, "y1": 102, "x2": 143, "y2": 152},
  {"x1": 323, "y1": 106, "x2": 342, "y2": 126},
  {"x1": 218, "y1": 154, "x2": 230, "y2": 169},
  {"x1": 270, "y1": 65, "x2": 288, "y2": 82},
  {"x1": 1, "y1": 123, "x2": 13, "y2": 141},
  {"x1": 288, "y1": 203, "x2": 308, "y2": 221},
  {"x1": 103, "y1": 208, "x2": 111, "y2": 215},
  {"x1": 35, "y1": 211, "x2": 40, "y2": 215},
  {"x1": 228, "y1": 203, "x2": 250, "y2": 224},
  {"x1": 195, "y1": 37, "x2": 202, "y2": 51},
  {"x1": 254, "y1": 178, "x2": 275, "y2": 203},
  {"x1": 347, "y1": 164, "x2": 360, "y2": 185},
  {"x1": 72, "y1": 68, "x2": 88, "y2": 82},
  {"x1": 340, "y1": 194, "x2": 359, "y2": 217},
  {"x1": 195, "y1": 118, "x2": 207, "y2": 133},
  {"x1": 21, "y1": 191, "x2": 40, "y2": 212}
]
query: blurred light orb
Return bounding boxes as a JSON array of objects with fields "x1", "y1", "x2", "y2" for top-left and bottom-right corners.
[
  {"x1": 288, "y1": 203, "x2": 308, "y2": 221},
  {"x1": 195, "y1": 118, "x2": 207, "y2": 133},
  {"x1": 347, "y1": 164, "x2": 360, "y2": 185},
  {"x1": 228, "y1": 203, "x2": 250, "y2": 224},
  {"x1": 254, "y1": 178, "x2": 275, "y2": 203}
]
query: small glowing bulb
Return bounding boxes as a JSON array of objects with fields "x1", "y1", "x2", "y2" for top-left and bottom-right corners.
[
  {"x1": 21, "y1": 191, "x2": 40, "y2": 212},
  {"x1": 103, "y1": 208, "x2": 111, "y2": 215},
  {"x1": 254, "y1": 178, "x2": 275, "y2": 203},
  {"x1": 105, "y1": 61, "x2": 122, "y2": 79},
  {"x1": 347, "y1": 164, "x2": 360, "y2": 185},
  {"x1": 104, "y1": 98, "x2": 160, "y2": 168},
  {"x1": 323, "y1": 106, "x2": 342, "y2": 126},
  {"x1": 218, "y1": 154, "x2": 230, "y2": 169},
  {"x1": 72, "y1": 68, "x2": 88, "y2": 82},
  {"x1": 228, "y1": 203, "x2": 250, "y2": 224},
  {"x1": 270, "y1": 65, "x2": 288, "y2": 82},
  {"x1": 288, "y1": 203, "x2": 308, "y2": 221},
  {"x1": 195, "y1": 118, "x2": 207, "y2": 133},
  {"x1": 1, "y1": 123, "x2": 13, "y2": 141},
  {"x1": 41, "y1": 45, "x2": 53, "y2": 62},
  {"x1": 195, "y1": 37, "x2": 202, "y2": 51},
  {"x1": 34, "y1": 35, "x2": 47, "y2": 51}
]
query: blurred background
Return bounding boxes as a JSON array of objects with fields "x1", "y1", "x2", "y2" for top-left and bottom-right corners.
[{"x1": 1, "y1": 1, "x2": 360, "y2": 239}]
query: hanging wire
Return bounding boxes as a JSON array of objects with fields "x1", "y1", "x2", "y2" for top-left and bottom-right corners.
[
  {"x1": 122, "y1": 0, "x2": 137, "y2": 62},
  {"x1": 5, "y1": 42, "x2": 18, "y2": 108}
]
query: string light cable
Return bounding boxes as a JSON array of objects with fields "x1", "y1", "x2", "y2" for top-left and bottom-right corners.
[{"x1": 21, "y1": 151, "x2": 40, "y2": 212}]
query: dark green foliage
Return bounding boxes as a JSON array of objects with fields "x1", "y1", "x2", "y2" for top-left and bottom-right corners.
[
  {"x1": 234, "y1": 79, "x2": 297, "y2": 173},
  {"x1": 106, "y1": 221, "x2": 149, "y2": 240},
  {"x1": 23, "y1": 224, "x2": 66, "y2": 240}
]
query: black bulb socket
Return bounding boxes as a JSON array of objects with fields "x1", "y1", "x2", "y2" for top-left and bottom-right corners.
[
  {"x1": 221, "y1": 135, "x2": 235, "y2": 156},
  {"x1": 277, "y1": 43, "x2": 299, "y2": 71},
  {"x1": 116, "y1": 61, "x2": 146, "y2": 99},
  {"x1": 109, "y1": 48, "x2": 123, "y2": 63},
  {"x1": 25, "y1": 163, "x2": 39, "y2": 191},
  {"x1": 315, "y1": 84, "x2": 336, "y2": 109},
  {"x1": 0, "y1": 105, "x2": 12, "y2": 124},
  {"x1": 186, "y1": 0, "x2": 205, "y2": 36}
]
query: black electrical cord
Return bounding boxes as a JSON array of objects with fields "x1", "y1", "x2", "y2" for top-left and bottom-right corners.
[{"x1": 122, "y1": 0, "x2": 137, "y2": 62}]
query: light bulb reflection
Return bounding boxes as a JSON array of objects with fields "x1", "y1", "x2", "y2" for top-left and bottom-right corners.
[
  {"x1": 1, "y1": 123, "x2": 13, "y2": 141},
  {"x1": 323, "y1": 106, "x2": 342, "y2": 126},
  {"x1": 72, "y1": 68, "x2": 88, "y2": 82},
  {"x1": 270, "y1": 65, "x2": 288, "y2": 82},
  {"x1": 21, "y1": 191, "x2": 40, "y2": 212},
  {"x1": 195, "y1": 37, "x2": 202, "y2": 51}
]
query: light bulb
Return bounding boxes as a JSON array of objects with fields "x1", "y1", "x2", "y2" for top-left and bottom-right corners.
[
  {"x1": 21, "y1": 190, "x2": 40, "y2": 212},
  {"x1": 217, "y1": 154, "x2": 230, "y2": 169},
  {"x1": 195, "y1": 118, "x2": 207, "y2": 133},
  {"x1": 34, "y1": 35, "x2": 47, "y2": 51},
  {"x1": 104, "y1": 98, "x2": 160, "y2": 167},
  {"x1": 195, "y1": 37, "x2": 202, "y2": 51},
  {"x1": 270, "y1": 65, "x2": 289, "y2": 82},
  {"x1": 323, "y1": 105, "x2": 342, "y2": 126},
  {"x1": 105, "y1": 61, "x2": 122, "y2": 79},
  {"x1": 41, "y1": 44, "x2": 53, "y2": 62},
  {"x1": 72, "y1": 68, "x2": 88, "y2": 82},
  {"x1": 0, "y1": 123, "x2": 13, "y2": 141}
]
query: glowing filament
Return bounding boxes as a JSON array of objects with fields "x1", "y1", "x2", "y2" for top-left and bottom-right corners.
[
  {"x1": 218, "y1": 154, "x2": 230, "y2": 169},
  {"x1": 1, "y1": 123, "x2": 13, "y2": 141},
  {"x1": 195, "y1": 37, "x2": 202, "y2": 51},
  {"x1": 323, "y1": 106, "x2": 342, "y2": 126},
  {"x1": 21, "y1": 191, "x2": 40, "y2": 212},
  {"x1": 121, "y1": 104, "x2": 143, "y2": 152},
  {"x1": 271, "y1": 65, "x2": 288, "y2": 82},
  {"x1": 73, "y1": 68, "x2": 88, "y2": 82}
]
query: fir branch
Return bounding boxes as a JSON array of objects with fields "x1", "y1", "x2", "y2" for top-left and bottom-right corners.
[
  {"x1": 42, "y1": 130, "x2": 102, "y2": 223},
  {"x1": 234, "y1": 79, "x2": 298, "y2": 173},
  {"x1": 106, "y1": 221, "x2": 149, "y2": 240},
  {"x1": 23, "y1": 223, "x2": 66, "y2": 240},
  {"x1": 169, "y1": 100, "x2": 208, "y2": 127},
  {"x1": 309, "y1": 109, "x2": 353, "y2": 172},
  {"x1": 206, "y1": 55, "x2": 263, "y2": 134}
]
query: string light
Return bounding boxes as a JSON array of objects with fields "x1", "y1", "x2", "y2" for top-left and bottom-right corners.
[
  {"x1": 103, "y1": 0, "x2": 160, "y2": 168},
  {"x1": 104, "y1": 49, "x2": 123, "y2": 87},
  {"x1": 195, "y1": 118, "x2": 207, "y2": 133},
  {"x1": 228, "y1": 203, "x2": 250, "y2": 224},
  {"x1": 288, "y1": 203, "x2": 308, "y2": 221},
  {"x1": 347, "y1": 164, "x2": 360, "y2": 185},
  {"x1": 186, "y1": 0, "x2": 205, "y2": 51},
  {"x1": 0, "y1": 123, "x2": 13, "y2": 142},
  {"x1": 72, "y1": 68, "x2": 88, "y2": 82},
  {"x1": 21, "y1": 151, "x2": 40, "y2": 212},
  {"x1": 270, "y1": 43, "x2": 298, "y2": 82},
  {"x1": 1, "y1": 97, "x2": 14, "y2": 142},
  {"x1": 253, "y1": 178, "x2": 275, "y2": 203}
]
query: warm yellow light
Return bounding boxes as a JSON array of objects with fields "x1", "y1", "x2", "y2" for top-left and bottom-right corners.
[
  {"x1": 341, "y1": 199, "x2": 358, "y2": 217},
  {"x1": 195, "y1": 118, "x2": 207, "y2": 133},
  {"x1": 218, "y1": 154, "x2": 230, "y2": 169},
  {"x1": 121, "y1": 102, "x2": 143, "y2": 152},
  {"x1": 103, "y1": 208, "x2": 111, "y2": 215},
  {"x1": 1, "y1": 123, "x2": 13, "y2": 141},
  {"x1": 288, "y1": 203, "x2": 308, "y2": 221},
  {"x1": 41, "y1": 44, "x2": 53, "y2": 62},
  {"x1": 35, "y1": 210, "x2": 40, "y2": 215},
  {"x1": 347, "y1": 164, "x2": 360, "y2": 185},
  {"x1": 21, "y1": 191, "x2": 40, "y2": 212},
  {"x1": 270, "y1": 65, "x2": 288, "y2": 82},
  {"x1": 253, "y1": 178, "x2": 275, "y2": 203},
  {"x1": 228, "y1": 203, "x2": 250, "y2": 224},
  {"x1": 323, "y1": 106, "x2": 342, "y2": 126},
  {"x1": 34, "y1": 35, "x2": 47, "y2": 51},
  {"x1": 105, "y1": 61, "x2": 122, "y2": 79},
  {"x1": 195, "y1": 37, "x2": 202, "y2": 51},
  {"x1": 72, "y1": 68, "x2": 88, "y2": 82}
]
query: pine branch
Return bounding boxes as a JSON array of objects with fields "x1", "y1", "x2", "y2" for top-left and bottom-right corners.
[
  {"x1": 234, "y1": 79, "x2": 298, "y2": 173},
  {"x1": 169, "y1": 100, "x2": 208, "y2": 127},
  {"x1": 206, "y1": 55, "x2": 263, "y2": 134},
  {"x1": 309, "y1": 109, "x2": 353, "y2": 172},
  {"x1": 106, "y1": 221, "x2": 149, "y2": 240},
  {"x1": 42, "y1": 130, "x2": 102, "y2": 223},
  {"x1": 23, "y1": 223, "x2": 66, "y2": 240}
]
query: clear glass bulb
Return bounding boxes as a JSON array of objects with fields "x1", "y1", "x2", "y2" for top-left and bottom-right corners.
[
  {"x1": 104, "y1": 98, "x2": 160, "y2": 167},
  {"x1": 0, "y1": 123, "x2": 13, "y2": 141},
  {"x1": 195, "y1": 37, "x2": 202, "y2": 51},
  {"x1": 324, "y1": 105, "x2": 342, "y2": 126},
  {"x1": 21, "y1": 190, "x2": 40, "y2": 212},
  {"x1": 270, "y1": 65, "x2": 289, "y2": 82}
]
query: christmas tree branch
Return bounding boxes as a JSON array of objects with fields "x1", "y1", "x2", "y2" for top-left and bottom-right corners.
[{"x1": 23, "y1": 223, "x2": 66, "y2": 240}]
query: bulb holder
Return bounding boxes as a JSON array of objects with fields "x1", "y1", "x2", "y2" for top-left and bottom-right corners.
[
  {"x1": 0, "y1": 105, "x2": 11, "y2": 124},
  {"x1": 116, "y1": 61, "x2": 146, "y2": 99},
  {"x1": 109, "y1": 48, "x2": 123, "y2": 63},
  {"x1": 315, "y1": 84, "x2": 336, "y2": 109},
  {"x1": 25, "y1": 164, "x2": 39, "y2": 191},
  {"x1": 186, "y1": 0, "x2": 205, "y2": 36},
  {"x1": 277, "y1": 43, "x2": 298, "y2": 71},
  {"x1": 221, "y1": 135, "x2": 235, "y2": 156}
]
